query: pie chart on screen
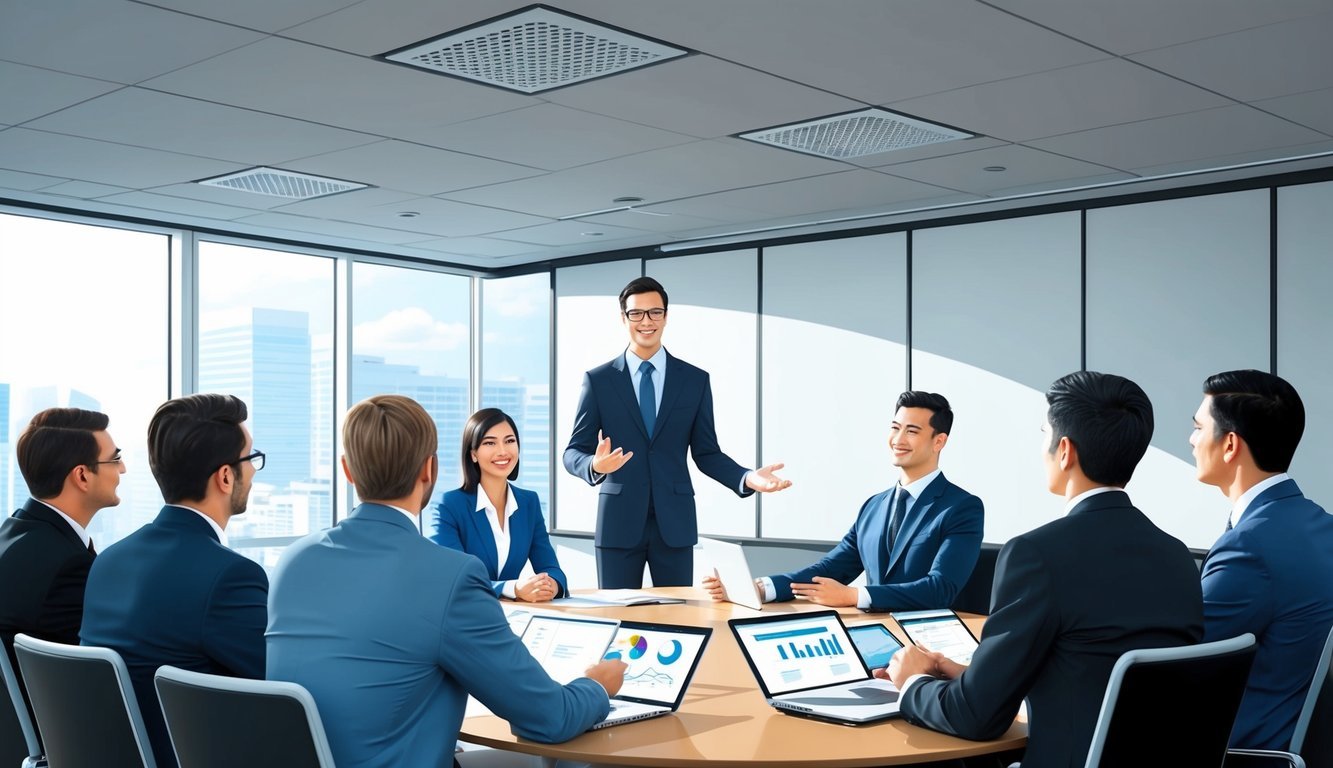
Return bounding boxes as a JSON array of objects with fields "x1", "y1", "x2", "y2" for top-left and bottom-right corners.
[
  {"x1": 657, "y1": 639, "x2": 683, "y2": 665},
  {"x1": 627, "y1": 634, "x2": 648, "y2": 660}
]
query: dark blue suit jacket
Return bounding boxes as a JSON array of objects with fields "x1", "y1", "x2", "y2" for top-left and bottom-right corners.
[
  {"x1": 430, "y1": 486, "x2": 567, "y2": 598},
  {"x1": 770, "y1": 474, "x2": 983, "y2": 611},
  {"x1": 267, "y1": 503, "x2": 609, "y2": 768},
  {"x1": 81, "y1": 505, "x2": 268, "y2": 768},
  {"x1": 1202, "y1": 478, "x2": 1333, "y2": 749},
  {"x1": 900, "y1": 491, "x2": 1203, "y2": 768},
  {"x1": 563, "y1": 350, "x2": 752, "y2": 549}
]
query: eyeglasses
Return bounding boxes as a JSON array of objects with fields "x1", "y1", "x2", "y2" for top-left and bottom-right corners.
[
  {"x1": 90, "y1": 450, "x2": 123, "y2": 467},
  {"x1": 214, "y1": 450, "x2": 265, "y2": 474},
  {"x1": 624, "y1": 308, "x2": 666, "y2": 322}
]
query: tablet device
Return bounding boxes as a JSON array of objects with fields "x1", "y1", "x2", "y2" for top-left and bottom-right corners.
[
  {"x1": 846, "y1": 623, "x2": 904, "y2": 670},
  {"x1": 891, "y1": 609, "x2": 980, "y2": 665},
  {"x1": 699, "y1": 537, "x2": 762, "y2": 610}
]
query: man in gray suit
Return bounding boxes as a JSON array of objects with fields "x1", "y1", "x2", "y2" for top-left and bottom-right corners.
[{"x1": 267, "y1": 394, "x2": 625, "y2": 768}]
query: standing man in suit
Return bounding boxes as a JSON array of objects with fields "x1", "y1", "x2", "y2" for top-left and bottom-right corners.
[
  {"x1": 564, "y1": 276, "x2": 791, "y2": 588},
  {"x1": 886, "y1": 372, "x2": 1203, "y2": 768},
  {"x1": 1, "y1": 407, "x2": 123, "y2": 739},
  {"x1": 268, "y1": 395, "x2": 625, "y2": 768},
  {"x1": 1190, "y1": 369, "x2": 1333, "y2": 750},
  {"x1": 82, "y1": 394, "x2": 268, "y2": 768},
  {"x1": 703, "y1": 391, "x2": 983, "y2": 611}
]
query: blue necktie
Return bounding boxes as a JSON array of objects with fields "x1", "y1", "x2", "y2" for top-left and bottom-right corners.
[
  {"x1": 882, "y1": 488, "x2": 910, "y2": 573},
  {"x1": 638, "y1": 360, "x2": 656, "y2": 436}
]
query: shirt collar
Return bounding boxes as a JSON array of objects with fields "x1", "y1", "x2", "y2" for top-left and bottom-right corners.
[
  {"x1": 384, "y1": 503, "x2": 422, "y2": 530},
  {"x1": 169, "y1": 504, "x2": 230, "y2": 547},
  {"x1": 1063, "y1": 485, "x2": 1121, "y2": 514},
  {"x1": 475, "y1": 482, "x2": 519, "y2": 519},
  {"x1": 33, "y1": 499, "x2": 92, "y2": 548},
  {"x1": 625, "y1": 345, "x2": 667, "y2": 375},
  {"x1": 899, "y1": 469, "x2": 942, "y2": 500},
  {"x1": 1231, "y1": 473, "x2": 1290, "y2": 528}
]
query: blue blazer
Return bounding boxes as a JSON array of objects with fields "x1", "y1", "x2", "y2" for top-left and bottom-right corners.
[
  {"x1": 430, "y1": 486, "x2": 568, "y2": 598},
  {"x1": 563, "y1": 350, "x2": 752, "y2": 548},
  {"x1": 770, "y1": 474, "x2": 984, "y2": 611},
  {"x1": 81, "y1": 505, "x2": 268, "y2": 768},
  {"x1": 267, "y1": 503, "x2": 610, "y2": 768},
  {"x1": 1202, "y1": 478, "x2": 1333, "y2": 749}
]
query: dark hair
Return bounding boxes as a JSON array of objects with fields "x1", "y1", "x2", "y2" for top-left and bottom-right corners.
[
  {"x1": 460, "y1": 408, "x2": 520, "y2": 493},
  {"x1": 147, "y1": 394, "x2": 248, "y2": 503},
  {"x1": 618, "y1": 276, "x2": 669, "y2": 313},
  {"x1": 895, "y1": 391, "x2": 954, "y2": 435},
  {"x1": 1046, "y1": 371, "x2": 1153, "y2": 487},
  {"x1": 15, "y1": 408, "x2": 110, "y2": 499},
  {"x1": 1203, "y1": 370, "x2": 1304, "y2": 473}
]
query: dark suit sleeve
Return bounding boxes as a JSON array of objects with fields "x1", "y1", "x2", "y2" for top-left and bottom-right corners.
[
  {"x1": 687, "y1": 372, "x2": 752, "y2": 497},
  {"x1": 436, "y1": 558, "x2": 609, "y2": 742},
  {"x1": 1200, "y1": 531, "x2": 1272, "y2": 643},
  {"x1": 900, "y1": 536, "x2": 1054, "y2": 740},
  {"x1": 521, "y1": 494, "x2": 568, "y2": 598},
  {"x1": 38, "y1": 550, "x2": 95, "y2": 645},
  {"x1": 769, "y1": 495, "x2": 877, "y2": 602},
  {"x1": 202, "y1": 556, "x2": 269, "y2": 680},
  {"x1": 562, "y1": 371, "x2": 605, "y2": 486},
  {"x1": 866, "y1": 494, "x2": 984, "y2": 611}
]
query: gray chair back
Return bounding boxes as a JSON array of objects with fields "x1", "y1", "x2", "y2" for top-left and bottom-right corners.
[
  {"x1": 1, "y1": 644, "x2": 42, "y2": 767},
  {"x1": 1291, "y1": 623, "x2": 1333, "y2": 768},
  {"x1": 13, "y1": 634, "x2": 156, "y2": 768},
  {"x1": 154, "y1": 666, "x2": 335, "y2": 768},
  {"x1": 1085, "y1": 633, "x2": 1256, "y2": 768},
  {"x1": 951, "y1": 542, "x2": 1001, "y2": 615}
]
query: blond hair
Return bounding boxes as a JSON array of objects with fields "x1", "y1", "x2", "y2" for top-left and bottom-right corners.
[{"x1": 342, "y1": 395, "x2": 437, "y2": 500}]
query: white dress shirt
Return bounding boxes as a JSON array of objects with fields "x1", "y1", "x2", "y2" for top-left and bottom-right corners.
[
  {"x1": 1230, "y1": 473, "x2": 1290, "y2": 530},
  {"x1": 477, "y1": 483, "x2": 520, "y2": 599}
]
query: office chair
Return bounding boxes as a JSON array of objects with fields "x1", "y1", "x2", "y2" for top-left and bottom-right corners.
[
  {"x1": 154, "y1": 666, "x2": 335, "y2": 768},
  {"x1": 12, "y1": 634, "x2": 156, "y2": 768},
  {"x1": 1084, "y1": 633, "x2": 1256, "y2": 768},
  {"x1": 1, "y1": 645, "x2": 44, "y2": 768},
  {"x1": 951, "y1": 542, "x2": 1002, "y2": 615},
  {"x1": 1226, "y1": 622, "x2": 1333, "y2": 768}
]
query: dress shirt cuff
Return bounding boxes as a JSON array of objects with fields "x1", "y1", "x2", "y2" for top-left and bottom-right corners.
[
  {"x1": 739, "y1": 471, "x2": 751, "y2": 493},
  {"x1": 856, "y1": 587, "x2": 872, "y2": 610},
  {"x1": 898, "y1": 673, "x2": 931, "y2": 696},
  {"x1": 759, "y1": 577, "x2": 776, "y2": 603},
  {"x1": 501, "y1": 580, "x2": 517, "y2": 600}
]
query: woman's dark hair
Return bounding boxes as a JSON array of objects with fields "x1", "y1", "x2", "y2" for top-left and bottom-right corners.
[{"x1": 459, "y1": 408, "x2": 520, "y2": 492}]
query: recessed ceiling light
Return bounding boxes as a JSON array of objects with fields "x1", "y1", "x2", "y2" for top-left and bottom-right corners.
[
  {"x1": 396, "y1": 211, "x2": 421, "y2": 218},
  {"x1": 581, "y1": 231, "x2": 605, "y2": 237},
  {"x1": 381, "y1": 5, "x2": 688, "y2": 94},
  {"x1": 612, "y1": 196, "x2": 645, "y2": 204},
  {"x1": 984, "y1": 166, "x2": 1007, "y2": 172},
  {"x1": 738, "y1": 108, "x2": 972, "y2": 159},
  {"x1": 197, "y1": 167, "x2": 367, "y2": 200}
]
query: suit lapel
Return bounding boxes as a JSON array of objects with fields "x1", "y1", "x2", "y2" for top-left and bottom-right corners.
[
  {"x1": 464, "y1": 492, "x2": 500, "y2": 577},
  {"x1": 17, "y1": 498, "x2": 86, "y2": 549},
  {"x1": 609, "y1": 354, "x2": 650, "y2": 440},
  {"x1": 653, "y1": 352, "x2": 687, "y2": 442},
  {"x1": 886, "y1": 476, "x2": 947, "y2": 574}
]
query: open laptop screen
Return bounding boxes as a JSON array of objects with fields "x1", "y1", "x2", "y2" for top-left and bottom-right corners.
[
  {"x1": 604, "y1": 621, "x2": 712, "y2": 709},
  {"x1": 730, "y1": 611, "x2": 871, "y2": 697},
  {"x1": 520, "y1": 614, "x2": 620, "y2": 685}
]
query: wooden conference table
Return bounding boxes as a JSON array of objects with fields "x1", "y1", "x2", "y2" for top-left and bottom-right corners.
[{"x1": 459, "y1": 587, "x2": 1027, "y2": 767}]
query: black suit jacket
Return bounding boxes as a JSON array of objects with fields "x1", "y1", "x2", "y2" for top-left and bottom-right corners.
[
  {"x1": 0, "y1": 498, "x2": 94, "y2": 657},
  {"x1": 899, "y1": 491, "x2": 1204, "y2": 768}
]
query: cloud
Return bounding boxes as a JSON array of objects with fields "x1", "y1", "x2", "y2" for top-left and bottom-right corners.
[
  {"x1": 354, "y1": 307, "x2": 467, "y2": 353},
  {"x1": 484, "y1": 276, "x2": 547, "y2": 318}
]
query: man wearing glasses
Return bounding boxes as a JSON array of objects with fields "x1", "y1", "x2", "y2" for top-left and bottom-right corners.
[
  {"x1": 1, "y1": 407, "x2": 124, "y2": 735},
  {"x1": 82, "y1": 394, "x2": 268, "y2": 768},
  {"x1": 564, "y1": 276, "x2": 791, "y2": 588}
]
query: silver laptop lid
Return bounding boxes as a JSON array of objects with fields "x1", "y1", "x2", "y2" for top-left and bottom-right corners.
[
  {"x1": 699, "y1": 537, "x2": 762, "y2": 610},
  {"x1": 729, "y1": 611, "x2": 872, "y2": 697}
]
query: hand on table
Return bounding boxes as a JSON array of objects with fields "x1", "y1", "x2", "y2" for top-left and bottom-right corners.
[
  {"x1": 516, "y1": 573, "x2": 559, "y2": 602},
  {"x1": 877, "y1": 645, "x2": 967, "y2": 689},
  {"x1": 790, "y1": 576, "x2": 856, "y2": 607},
  {"x1": 585, "y1": 659, "x2": 628, "y2": 697}
]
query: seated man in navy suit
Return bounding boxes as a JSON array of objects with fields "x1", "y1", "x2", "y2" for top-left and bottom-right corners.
[
  {"x1": 704, "y1": 391, "x2": 984, "y2": 611},
  {"x1": 268, "y1": 395, "x2": 626, "y2": 768},
  {"x1": 82, "y1": 394, "x2": 268, "y2": 768},
  {"x1": 1191, "y1": 370, "x2": 1333, "y2": 750}
]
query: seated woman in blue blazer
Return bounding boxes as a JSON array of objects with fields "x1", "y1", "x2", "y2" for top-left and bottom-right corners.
[{"x1": 430, "y1": 408, "x2": 567, "y2": 601}]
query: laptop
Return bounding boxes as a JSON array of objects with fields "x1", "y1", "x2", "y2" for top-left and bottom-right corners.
[
  {"x1": 699, "y1": 537, "x2": 763, "y2": 610},
  {"x1": 891, "y1": 609, "x2": 980, "y2": 665},
  {"x1": 729, "y1": 611, "x2": 901, "y2": 724},
  {"x1": 592, "y1": 620, "x2": 712, "y2": 729},
  {"x1": 519, "y1": 614, "x2": 621, "y2": 685}
]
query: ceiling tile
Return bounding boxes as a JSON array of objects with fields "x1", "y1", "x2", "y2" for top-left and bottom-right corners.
[
  {"x1": 28, "y1": 88, "x2": 378, "y2": 164},
  {"x1": 0, "y1": 62, "x2": 122, "y2": 125},
  {"x1": 97, "y1": 191, "x2": 258, "y2": 220},
  {"x1": 666, "y1": 170, "x2": 960, "y2": 219},
  {"x1": 1027, "y1": 105, "x2": 1328, "y2": 171},
  {"x1": 1254, "y1": 88, "x2": 1333, "y2": 136},
  {"x1": 420, "y1": 103, "x2": 694, "y2": 171},
  {"x1": 991, "y1": 0, "x2": 1331, "y2": 54},
  {"x1": 878, "y1": 145, "x2": 1121, "y2": 195},
  {"x1": 284, "y1": 140, "x2": 542, "y2": 196},
  {"x1": 143, "y1": 182, "x2": 304, "y2": 211},
  {"x1": 889, "y1": 59, "x2": 1229, "y2": 142},
  {"x1": 37, "y1": 181, "x2": 132, "y2": 199},
  {"x1": 132, "y1": 0, "x2": 367, "y2": 33},
  {"x1": 1128, "y1": 138, "x2": 1333, "y2": 178},
  {"x1": 336, "y1": 196, "x2": 550, "y2": 238},
  {"x1": 271, "y1": 187, "x2": 421, "y2": 217},
  {"x1": 0, "y1": 169, "x2": 66, "y2": 191},
  {"x1": 542, "y1": 55, "x2": 863, "y2": 139},
  {"x1": 842, "y1": 137, "x2": 1010, "y2": 168},
  {"x1": 441, "y1": 138, "x2": 845, "y2": 218},
  {"x1": 576, "y1": 208, "x2": 728, "y2": 234},
  {"x1": 491, "y1": 220, "x2": 653, "y2": 247},
  {"x1": 282, "y1": 0, "x2": 535, "y2": 55},
  {"x1": 234, "y1": 212, "x2": 435, "y2": 245},
  {"x1": 0, "y1": 0, "x2": 262, "y2": 83},
  {"x1": 404, "y1": 237, "x2": 538, "y2": 258},
  {"x1": 0, "y1": 128, "x2": 242, "y2": 187},
  {"x1": 1131, "y1": 13, "x2": 1333, "y2": 102},
  {"x1": 142, "y1": 37, "x2": 535, "y2": 140}
]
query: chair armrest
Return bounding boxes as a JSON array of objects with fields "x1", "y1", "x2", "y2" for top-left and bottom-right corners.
[{"x1": 1225, "y1": 749, "x2": 1305, "y2": 768}]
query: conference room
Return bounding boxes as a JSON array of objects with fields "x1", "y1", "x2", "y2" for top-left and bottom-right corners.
[{"x1": 3, "y1": 1, "x2": 1332, "y2": 766}]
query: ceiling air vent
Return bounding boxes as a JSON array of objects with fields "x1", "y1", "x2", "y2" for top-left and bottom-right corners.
[
  {"x1": 197, "y1": 168, "x2": 368, "y2": 200},
  {"x1": 739, "y1": 108, "x2": 973, "y2": 160},
  {"x1": 381, "y1": 5, "x2": 688, "y2": 94}
]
